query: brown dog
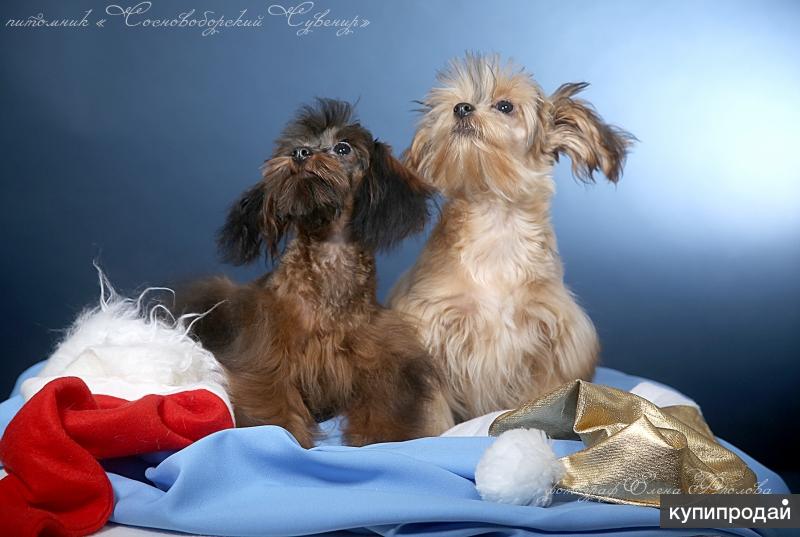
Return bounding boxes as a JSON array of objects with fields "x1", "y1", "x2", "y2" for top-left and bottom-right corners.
[{"x1": 178, "y1": 99, "x2": 439, "y2": 448}]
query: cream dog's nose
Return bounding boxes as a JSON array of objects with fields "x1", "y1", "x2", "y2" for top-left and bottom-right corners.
[{"x1": 453, "y1": 102, "x2": 474, "y2": 119}]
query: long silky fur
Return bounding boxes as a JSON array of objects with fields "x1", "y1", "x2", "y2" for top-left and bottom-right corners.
[
  {"x1": 176, "y1": 99, "x2": 443, "y2": 448},
  {"x1": 390, "y1": 54, "x2": 634, "y2": 426}
]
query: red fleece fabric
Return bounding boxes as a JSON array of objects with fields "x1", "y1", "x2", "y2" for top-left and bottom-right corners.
[{"x1": 0, "y1": 377, "x2": 233, "y2": 537}]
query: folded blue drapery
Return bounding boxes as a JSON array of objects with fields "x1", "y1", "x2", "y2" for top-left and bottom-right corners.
[{"x1": 1, "y1": 363, "x2": 789, "y2": 536}]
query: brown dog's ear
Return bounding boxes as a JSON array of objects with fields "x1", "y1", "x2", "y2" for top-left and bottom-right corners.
[
  {"x1": 547, "y1": 82, "x2": 634, "y2": 183},
  {"x1": 351, "y1": 141, "x2": 432, "y2": 251},
  {"x1": 217, "y1": 183, "x2": 287, "y2": 265}
]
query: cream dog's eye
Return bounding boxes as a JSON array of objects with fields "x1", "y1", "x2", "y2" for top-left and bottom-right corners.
[
  {"x1": 333, "y1": 142, "x2": 352, "y2": 156},
  {"x1": 495, "y1": 100, "x2": 514, "y2": 114}
]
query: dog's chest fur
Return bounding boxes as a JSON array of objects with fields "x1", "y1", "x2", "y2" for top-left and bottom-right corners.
[
  {"x1": 392, "y1": 194, "x2": 586, "y2": 420},
  {"x1": 262, "y1": 239, "x2": 378, "y2": 413},
  {"x1": 456, "y1": 198, "x2": 561, "y2": 287}
]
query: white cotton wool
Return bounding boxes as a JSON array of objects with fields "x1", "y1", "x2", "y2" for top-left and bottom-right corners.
[
  {"x1": 475, "y1": 428, "x2": 565, "y2": 507},
  {"x1": 20, "y1": 265, "x2": 232, "y2": 417}
]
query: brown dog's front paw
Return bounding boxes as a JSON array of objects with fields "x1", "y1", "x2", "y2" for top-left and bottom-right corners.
[
  {"x1": 342, "y1": 427, "x2": 398, "y2": 447},
  {"x1": 343, "y1": 416, "x2": 420, "y2": 447},
  {"x1": 289, "y1": 427, "x2": 315, "y2": 449},
  {"x1": 342, "y1": 432, "x2": 372, "y2": 447},
  {"x1": 232, "y1": 400, "x2": 318, "y2": 449}
]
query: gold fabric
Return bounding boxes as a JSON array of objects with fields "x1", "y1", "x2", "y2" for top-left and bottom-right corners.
[{"x1": 488, "y1": 380, "x2": 757, "y2": 506}]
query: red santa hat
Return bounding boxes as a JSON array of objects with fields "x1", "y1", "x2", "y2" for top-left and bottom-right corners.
[{"x1": 0, "y1": 267, "x2": 234, "y2": 537}]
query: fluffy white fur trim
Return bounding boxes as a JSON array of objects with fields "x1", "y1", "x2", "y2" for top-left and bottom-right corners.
[
  {"x1": 475, "y1": 428, "x2": 564, "y2": 506},
  {"x1": 20, "y1": 266, "x2": 232, "y2": 418}
]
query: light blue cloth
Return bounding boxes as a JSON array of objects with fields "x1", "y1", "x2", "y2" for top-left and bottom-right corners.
[{"x1": 1, "y1": 363, "x2": 789, "y2": 536}]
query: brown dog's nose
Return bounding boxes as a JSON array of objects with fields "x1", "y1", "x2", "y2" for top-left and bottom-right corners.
[
  {"x1": 454, "y1": 102, "x2": 474, "y2": 119},
  {"x1": 292, "y1": 147, "x2": 312, "y2": 163}
]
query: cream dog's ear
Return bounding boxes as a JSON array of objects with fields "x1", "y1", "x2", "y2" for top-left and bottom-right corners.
[{"x1": 546, "y1": 82, "x2": 635, "y2": 183}]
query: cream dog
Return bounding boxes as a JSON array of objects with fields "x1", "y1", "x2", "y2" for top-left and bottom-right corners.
[{"x1": 390, "y1": 54, "x2": 633, "y2": 428}]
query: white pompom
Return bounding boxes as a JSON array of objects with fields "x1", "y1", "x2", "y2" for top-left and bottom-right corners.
[{"x1": 475, "y1": 428, "x2": 564, "y2": 506}]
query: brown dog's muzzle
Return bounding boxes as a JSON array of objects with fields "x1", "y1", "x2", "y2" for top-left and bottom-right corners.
[{"x1": 262, "y1": 154, "x2": 350, "y2": 219}]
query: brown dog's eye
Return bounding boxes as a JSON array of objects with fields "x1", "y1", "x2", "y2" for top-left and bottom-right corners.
[
  {"x1": 495, "y1": 100, "x2": 514, "y2": 114},
  {"x1": 333, "y1": 142, "x2": 352, "y2": 156}
]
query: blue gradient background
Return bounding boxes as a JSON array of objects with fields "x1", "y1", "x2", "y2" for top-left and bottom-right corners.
[{"x1": 1, "y1": 1, "x2": 798, "y2": 485}]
